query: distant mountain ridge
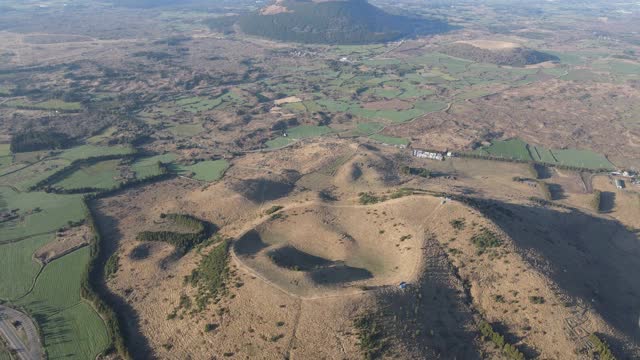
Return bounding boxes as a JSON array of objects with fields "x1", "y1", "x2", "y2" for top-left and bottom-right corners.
[{"x1": 209, "y1": 0, "x2": 452, "y2": 45}]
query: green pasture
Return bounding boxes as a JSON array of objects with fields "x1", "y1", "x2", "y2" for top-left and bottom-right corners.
[
  {"x1": 0, "y1": 144, "x2": 9, "y2": 156},
  {"x1": 0, "y1": 233, "x2": 51, "y2": 300},
  {"x1": 54, "y1": 159, "x2": 122, "y2": 191},
  {"x1": 175, "y1": 96, "x2": 223, "y2": 113},
  {"x1": 356, "y1": 122, "x2": 385, "y2": 135},
  {"x1": 474, "y1": 139, "x2": 615, "y2": 170},
  {"x1": 552, "y1": 148, "x2": 615, "y2": 170},
  {"x1": 131, "y1": 153, "x2": 177, "y2": 178},
  {"x1": 86, "y1": 127, "x2": 117, "y2": 144},
  {"x1": 0, "y1": 158, "x2": 71, "y2": 192},
  {"x1": 168, "y1": 123, "x2": 205, "y2": 137},
  {"x1": 174, "y1": 159, "x2": 229, "y2": 182},
  {"x1": 286, "y1": 125, "x2": 333, "y2": 139},
  {"x1": 474, "y1": 139, "x2": 534, "y2": 162},
  {"x1": 18, "y1": 247, "x2": 109, "y2": 360},
  {"x1": 2, "y1": 99, "x2": 82, "y2": 111},
  {"x1": 266, "y1": 137, "x2": 296, "y2": 149},
  {"x1": 0, "y1": 187, "x2": 85, "y2": 241},
  {"x1": 59, "y1": 145, "x2": 135, "y2": 161}
]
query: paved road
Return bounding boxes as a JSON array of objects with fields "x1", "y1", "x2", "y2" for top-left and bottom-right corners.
[{"x1": 0, "y1": 305, "x2": 42, "y2": 360}]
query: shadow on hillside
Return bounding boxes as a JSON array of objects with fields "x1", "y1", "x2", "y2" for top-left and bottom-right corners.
[
  {"x1": 375, "y1": 236, "x2": 482, "y2": 359},
  {"x1": 92, "y1": 204, "x2": 155, "y2": 359},
  {"x1": 471, "y1": 198, "x2": 640, "y2": 351}
]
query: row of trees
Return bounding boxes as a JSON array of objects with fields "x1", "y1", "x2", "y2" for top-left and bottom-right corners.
[
  {"x1": 10, "y1": 130, "x2": 74, "y2": 153},
  {"x1": 479, "y1": 321, "x2": 525, "y2": 360},
  {"x1": 455, "y1": 152, "x2": 613, "y2": 174}
]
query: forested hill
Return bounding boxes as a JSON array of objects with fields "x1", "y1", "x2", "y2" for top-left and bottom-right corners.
[{"x1": 210, "y1": 0, "x2": 452, "y2": 45}]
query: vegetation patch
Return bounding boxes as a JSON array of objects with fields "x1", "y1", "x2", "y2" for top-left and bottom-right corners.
[
  {"x1": 173, "y1": 159, "x2": 229, "y2": 182},
  {"x1": 354, "y1": 313, "x2": 387, "y2": 360},
  {"x1": 3, "y1": 99, "x2": 82, "y2": 112},
  {"x1": 358, "y1": 192, "x2": 385, "y2": 205},
  {"x1": 478, "y1": 321, "x2": 525, "y2": 360},
  {"x1": 470, "y1": 228, "x2": 502, "y2": 254},
  {"x1": 184, "y1": 239, "x2": 230, "y2": 311},
  {"x1": 136, "y1": 214, "x2": 217, "y2": 255},
  {"x1": 589, "y1": 333, "x2": 617, "y2": 360}
]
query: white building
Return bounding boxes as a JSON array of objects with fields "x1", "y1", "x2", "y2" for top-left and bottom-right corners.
[{"x1": 413, "y1": 149, "x2": 444, "y2": 161}]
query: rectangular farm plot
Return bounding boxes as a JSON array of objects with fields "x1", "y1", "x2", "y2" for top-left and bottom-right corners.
[
  {"x1": 54, "y1": 159, "x2": 123, "y2": 191},
  {"x1": 286, "y1": 125, "x2": 333, "y2": 139},
  {"x1": 174, "y1": 159, "x2": 229, "y2": 182},
  {"x1": 266, "y1": 137, "x2": 296, "y2": 149}
]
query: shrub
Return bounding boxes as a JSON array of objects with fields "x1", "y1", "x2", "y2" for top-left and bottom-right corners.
[
  {"x1": 479, "y1": 321, "x2": 525, "y2": 360},
  {"x1": 104, "y1": 254, "x2": 119, "y2": 278},
  {"x1": 359, "y1": 192, "x2": 384, "y2": 205},
  {"x1": 264, "y1": 205, "x2": 284, "y2": 215},
  {"x1": 470, "y1": 228, "x2": 502, "y2": 254},
  {"x1": 529, "y1": 296, "x2": 545, "y2": 304},
  {"x1": 589, "y1": 333, "x2": 617, "y2": 360},
  {"x1": 450, "y1": 218, "x2": 466, "y2": 230}
]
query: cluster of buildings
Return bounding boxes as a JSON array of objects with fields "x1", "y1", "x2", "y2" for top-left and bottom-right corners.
[
  {"x1": 611, "y1": 170, "x2": 639, "y2": 189},
  {"x1": 412, "y1": 149, "x2": 453, "y2": 161}
]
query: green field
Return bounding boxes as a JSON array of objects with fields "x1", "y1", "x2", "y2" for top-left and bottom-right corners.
[
  {"x1": 474, "y1": 139, "x2": 615, "y2": 170},
  {"x1": 175, "y1": 96, "x2": 223, "y2": 113},
  {"x1": 168, "y1": 123, "x2": 205, "y2": 137},
  {"x1": 266, "y1": 136, "x2": 296, "y2": 148},
  {"x1": 286, "y1": 125, "x2": 333, "y2": 139},
  {"x1": 0, "y1": 158, "x2": 71, "y2": 192},
  {"x1": 0, "y1": 233, "x2": 51, "y2": 300},
  {"x1": 59, "y1": 145, "x2": 135, "y2": 161},
  {"x1": 132, "y1": 153, "x2": 177, "y2": 178},
  {"x1": 475, "y1": 139, "x2": 532, "y2": 162},
  {"x1": 369, "y1": 134, "x2": 409, "y2": 146},
  {"x1": 0, "y1": 144, "x2": 10, "y2": 156},
  {"x1": 2, "y1": 99, "x2": 82, "y2": 111},
  {"x1": 0, "y1": 187, "x2": 85, "y2": 241},
  {"x1": 355, "y1": 122, "x2": 385, "y2": 135},
  {"x1": 17, "y1": 247, "x2": 109, "y2": 359},
  {"x1": 174, "y1": 159, "x2": 229, "y2": 182},
  {"x1": 54, "y1": 159, "x2": 122, "y2": 190}
]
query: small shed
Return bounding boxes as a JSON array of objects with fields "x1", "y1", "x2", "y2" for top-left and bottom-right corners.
[{"x1": 615, "y1": 179, "x2": 625, "y2": 189}]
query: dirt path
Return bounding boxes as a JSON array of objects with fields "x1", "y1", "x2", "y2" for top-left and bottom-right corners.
[{"x1": 0, "y1": 305, "x2": 42, "y2": 360}]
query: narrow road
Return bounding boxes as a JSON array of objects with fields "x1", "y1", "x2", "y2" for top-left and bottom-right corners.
[{"x1": 0, "y1": 305, "x2": 42, "y2": 360}]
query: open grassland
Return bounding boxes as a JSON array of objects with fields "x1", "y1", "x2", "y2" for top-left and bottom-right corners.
[
  {"x1": 17, "y1": 247, "x2": 109, "y2": 360},
  {"x1": 86, "y1": 127, "x2": 117, "y2": 144},
  {"x1": 168, "y1": 123, "x2": 205, "y2": 137},
  {"x1": 132, "y1": 153, "x2": 177, "y2": 178},
  {"x1": 0, "y1": 158, "x2": 71, "y2": 192},
  {"x1": 0, "y1": 187, "x2": 85, "y2": 241},
  {"x1": 59, "y1": 145, "x2": 135, "y2": 161},
  {"x1": 266, "y1": 136, "x2": 296, "y2": 148},
  {"x1": 0, "y1": 234, "x2": 51, "y2": 300},
  {"x1": 473, "y1": 139, "x2": 615, "y2": 170},
  {"x1": 54, "y1": 159, "x2": 122, "y2": 191},
  {"x1": 0, "y1": 144, "x2": 10, "y2": 156},
  {"x1": 174, "y1": 159, "x2": 229, "y2": 182},
  {"x1": 2, "y1": 99, "x2": 82, "y2": 111},
  {"x1": 286, "y1": 125, "x2": 333, "y2": 139}
]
